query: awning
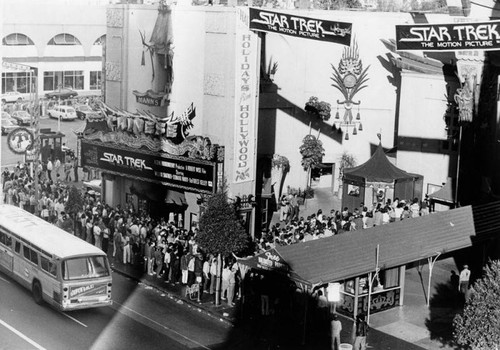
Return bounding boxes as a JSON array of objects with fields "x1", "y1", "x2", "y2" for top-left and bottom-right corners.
[
  {"x1": 429, "y1": 178, "x2": 455, "y2": 203},
  {"x1": 266, "y1": 201, "x2": 500, "y2": 286},
  {"x1": 165, "y1": 190, "x2": 187, "y2": 206}
]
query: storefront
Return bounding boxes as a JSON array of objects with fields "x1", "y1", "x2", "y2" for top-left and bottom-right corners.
[{"x1": 335, "y1": 266, "x2": 404, "y2": 318}]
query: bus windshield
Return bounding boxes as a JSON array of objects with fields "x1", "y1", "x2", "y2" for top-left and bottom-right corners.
[{"x1": 63, "y1": 256, "x2": 110, "y2": 280}]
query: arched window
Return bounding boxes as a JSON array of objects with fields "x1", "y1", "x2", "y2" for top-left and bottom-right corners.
[
  {"x1": 3, "y1": 33, "x2": 34, "y2": 46},
  {"x1": 93, "y1": 35, "x2": 106, "y2": 46},
  {"x1": 47, "y1": 33, "x2": 81, "y2": 46}
]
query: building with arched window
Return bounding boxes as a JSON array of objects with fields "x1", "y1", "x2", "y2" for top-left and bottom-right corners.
[{"x1": 1, "y1": 0, "x2": 107, "y2": 97}]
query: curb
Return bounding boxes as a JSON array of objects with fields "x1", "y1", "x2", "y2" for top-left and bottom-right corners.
[{"x1": 111, "y1": 266, "x2": 235, "y2": 327}]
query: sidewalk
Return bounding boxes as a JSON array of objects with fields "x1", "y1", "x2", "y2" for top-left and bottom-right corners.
[{"x1": 108, "y1": 187, "x2": 461, "y2": 349}]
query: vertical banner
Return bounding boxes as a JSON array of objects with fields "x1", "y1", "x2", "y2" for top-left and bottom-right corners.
[{"x1": 234, "y1": 8, "x2": 257, "y2": 184}]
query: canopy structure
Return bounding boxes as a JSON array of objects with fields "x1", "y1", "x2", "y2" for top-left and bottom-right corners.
[
  {"x1": 237, "y1": 201, "x2": 500, "y2": 287},
  {"x1": 342, "y1": 143, "x2": 423, "y2": 210},
  {"x1": 429, "y1": 177, "x2": 455, "y2": 205}
]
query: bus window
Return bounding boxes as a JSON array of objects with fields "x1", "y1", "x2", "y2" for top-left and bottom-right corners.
[
  {"x1": 15, "y1": 241, "x2": 21, "y2": 254},
  {"x1": 23, "y1": 246, "x2": 39, "y2": 265},
  {"x1": 23, "y1": 246, "x2": 30, "y2": 259},
  {"x1": 41, "y1": 256, "x2": 57, "y2": 277},
  {"x1": 5, "y1": 235, "x2": 11, "y2": 247},
  {"x1": 0, "y1": 231, "x2": 5, "y2": 245},
  {"x1": 63, "y1": 256, "x2": 109, "y2": 280}
]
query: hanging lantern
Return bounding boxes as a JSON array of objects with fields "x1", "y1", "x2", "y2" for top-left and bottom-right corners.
[
  {"x1": 141, "y1": 51, "x2": 146, "y2": 66},
  {"x1": 353, "y1": 127, "x2": 357, "y2": 135},
  {"x1": 358, "y1": 123, "x2": 363, "y2": 131},
  {"x1": 345, "y1": 132, "x2": 349, "y2": 140},
  {"x1": 356, "y1": 112, "x2": 360, "y2": 120},
  {"x1": 335, "y1": 110, "x2": 340, "y2": 119}
]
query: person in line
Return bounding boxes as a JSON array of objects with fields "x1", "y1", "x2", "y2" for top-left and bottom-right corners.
[{"x1": 330, "y1": 313, "x2": 342, "y2": 350}]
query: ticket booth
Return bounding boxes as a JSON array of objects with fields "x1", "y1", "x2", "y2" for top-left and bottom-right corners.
[{"x1": 40, "y1": 129, "x2": 65, "y2": 163}]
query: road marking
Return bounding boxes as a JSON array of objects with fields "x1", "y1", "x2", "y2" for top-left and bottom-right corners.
[
  {"x1": 0, "y1": 275, "x2": 11, "y2": 284},
  {"x1": 113, "y1": 301, "x2": 212, "y2": 350},
  {"x1": 59, "y1": 312, "x2": 88, "y2": 328},
  {"x1": 0, "y1": 318, "x2": 47, "y2": 350}
]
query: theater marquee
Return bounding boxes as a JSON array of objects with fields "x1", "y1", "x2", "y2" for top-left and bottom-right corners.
[
  {"x1": 80, "y1": 139, "x2": 217, "y2": 194},
  {"x1": 396, "y1": 20, "x2": 500, "y2": 51}
]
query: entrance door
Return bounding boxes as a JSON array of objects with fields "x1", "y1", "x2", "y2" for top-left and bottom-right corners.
[{"x1": 0, "y1": 245, "x2": 14, "y2": 273}]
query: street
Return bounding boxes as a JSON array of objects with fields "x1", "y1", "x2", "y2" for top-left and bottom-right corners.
[{"x1": 0, "y1": 271, "x2": 231, "y2": 350}]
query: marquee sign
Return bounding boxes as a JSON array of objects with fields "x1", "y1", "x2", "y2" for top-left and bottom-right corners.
[
  {"x1": 80, "y1": 139, "x2": 217, "y2": 194},
  {"x1": 234, "y1": 9, "x2": 257, "y2": 184},
  {"x1": 396, "y1": 20, "x2": 500, "y2": 51},
  {"x1": 249, "y1": 8, "x2": 351, "y2": 45},
  {"x1": 132, "y1": 89, "x2": 168, "y2": 107}
]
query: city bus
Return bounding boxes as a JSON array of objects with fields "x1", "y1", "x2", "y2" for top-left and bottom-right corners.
[{"x1": 0, "y1": 204, "x2": 112, "y2": 311}]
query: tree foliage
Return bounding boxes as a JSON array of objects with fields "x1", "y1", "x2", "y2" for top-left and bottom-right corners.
[
  {"x1": 197, "y1": 187, "x2": 249, "y2": 257},
  {"x1": 453, "y1": 260, "x2": 500, "y2": 349},
  {"x1": 65, "y1": 185, "x2": 84, "y2": 217},
  {"x1": 299, "y1": 134, "x2": 325, "y2": 172},
  {"x1": 338, "y1": 151, "x2": 357, "y2": 182}
]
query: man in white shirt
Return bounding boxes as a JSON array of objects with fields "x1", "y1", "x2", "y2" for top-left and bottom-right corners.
[{"x1": 459, "y1": 264, "x2": 471, "y2": 295}]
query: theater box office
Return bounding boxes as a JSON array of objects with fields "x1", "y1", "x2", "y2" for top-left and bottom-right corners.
[{"x1": 79, "y1": 138, "x2": 222, "y2": 229}]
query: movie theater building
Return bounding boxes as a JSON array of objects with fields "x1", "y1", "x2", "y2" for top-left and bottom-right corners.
[
  {"x1": 81, "y1": 3, "x2": 500, "y2": 235},
  {"x1": 80, "y1": 4, "x2": 259, "y2": 234}
]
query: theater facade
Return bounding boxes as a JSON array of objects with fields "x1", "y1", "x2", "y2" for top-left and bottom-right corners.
[{"x1": 81, "y1": 3, "x2": 500, "y2": 236}]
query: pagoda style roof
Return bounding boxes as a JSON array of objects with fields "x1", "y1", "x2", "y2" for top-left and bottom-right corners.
[{"x1": 343, "y1": 143, "x2": 419, "y2": 183}]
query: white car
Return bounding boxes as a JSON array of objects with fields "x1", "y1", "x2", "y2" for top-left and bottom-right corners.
[
  {"x1": 1, "y1": 91, "x2": 24, "y2": 104},
  {"x1": 1, "y1": 118, "x2": 19, "y2": 135},
  {"x1": 11, "y1": 110, "x2": 32, "y2": 125},
  {"x1": 47, "y1": 105, "x2": 77, "y2": 121}
]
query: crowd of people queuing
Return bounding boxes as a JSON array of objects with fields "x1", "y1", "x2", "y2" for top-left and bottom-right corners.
[
  {"x1": 1, "y1": 160, "x2": 245, "y2": 306},
  {"x1": 258, "y1": 193, "x2": 431, "y2": 252}
]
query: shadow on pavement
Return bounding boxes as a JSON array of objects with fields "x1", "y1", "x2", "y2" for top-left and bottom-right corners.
[{"x1": 425, "y1": 281, "x2": 464, "y2": 349}]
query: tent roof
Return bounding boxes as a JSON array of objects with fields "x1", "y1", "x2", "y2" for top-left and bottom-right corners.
[
  {"x1": 265, "y1": 201, "x2": 500, "y2": 286},
  {"x1": 343, "y1": 143, "x2": 418, "y2": 183},
  {"x1": 429, "y1": 178, "x2": 455, "y2": 203}
]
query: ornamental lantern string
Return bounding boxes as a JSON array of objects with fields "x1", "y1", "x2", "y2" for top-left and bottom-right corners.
[{"x1": 331, "y1": 40, "x2": 370, "y2": 140}]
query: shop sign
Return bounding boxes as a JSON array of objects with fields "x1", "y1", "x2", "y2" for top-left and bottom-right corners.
[
  {"x1": 80, "y1": 140, "x2": 216, "y2": 194},
  {"x1": 234, "y1": 10, "x2": 257, "y2": 184},
  {"x1": 7, "y1": 127, "x2": 34, "y2": 155},
  {"x1": 249, "y1": 8, "x2": 352, "y2": 45},
  {"x1": 256, "y1": 249, "x2": 288, "y2": 272},
  {"x1": 132, "y1": 90, "x2": 168, "y2": 107},
  {"x1": 396, "y1": 20, "x2": 500, "y2": 51},
  {"x1": 359, "y1": 289, "x2": 400, "y2": 314}
]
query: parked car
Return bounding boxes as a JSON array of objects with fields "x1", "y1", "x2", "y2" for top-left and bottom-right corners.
[
  {"x1": 45, "y1": 87, "x2": 78, "y2": 100},
  {"x1": 47, "y1": 105, "x2": 77, "y2": 121},
  {"x1": 1, "y1": 118, "x2": 19, "y2": 135},
  {"x1": 1, "y1": 91, "x2": 23, "y2": 104},
  {"x1": 75, "y1": 104, "x2": 100, "y2": 120},
  {"x1": 2, "y1": 111, "x2": 12, "y2": 121},
  {"x1": 11, "y1": 110, "x2": 32, "y2": 125}
]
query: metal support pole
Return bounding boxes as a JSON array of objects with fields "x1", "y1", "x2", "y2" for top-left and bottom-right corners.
[
  {"x1": 367, "y1": 244, "x2": 380, "y2": 324},
  {"x1": 427, "y1": 252, "x2": 441, "y2": 307}
]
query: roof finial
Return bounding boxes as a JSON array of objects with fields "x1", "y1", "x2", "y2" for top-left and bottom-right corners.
[{"x1": 377, "y1": 132, "x2": 382, "y2": 144}]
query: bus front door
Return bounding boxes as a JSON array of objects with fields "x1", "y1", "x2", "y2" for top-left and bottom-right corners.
[{"x1": 0, "y1": 246, "x2": 13, "y2": 273}]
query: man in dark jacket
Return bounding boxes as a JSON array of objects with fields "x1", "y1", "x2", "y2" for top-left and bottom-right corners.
[{"x1": 353, "y1": 313, "x2": 368, "y2": 350}]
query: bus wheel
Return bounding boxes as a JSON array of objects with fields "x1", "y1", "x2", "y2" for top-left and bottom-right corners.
[{"x1": 32, "y1": 281, "x2": 43, "y2": 305}]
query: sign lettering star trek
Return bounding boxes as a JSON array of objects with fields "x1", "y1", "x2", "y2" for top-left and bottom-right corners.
[{"x1": 396, "y1": 20, "x2": 500, "y2": 51}]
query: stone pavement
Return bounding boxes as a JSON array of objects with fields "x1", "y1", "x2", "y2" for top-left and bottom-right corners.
[{"x1": 109, "y1": 187, "x2": 464, "y2": 349}]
